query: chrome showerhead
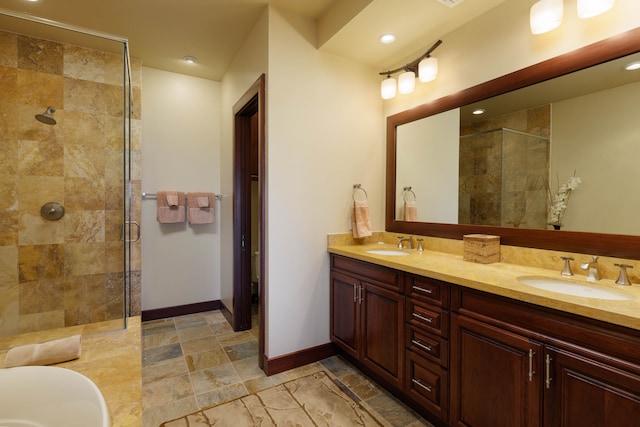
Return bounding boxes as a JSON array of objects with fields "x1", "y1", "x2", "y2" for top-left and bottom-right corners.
[{"x1": 35, "y1": 106, "x2": 57, "y2": 125}]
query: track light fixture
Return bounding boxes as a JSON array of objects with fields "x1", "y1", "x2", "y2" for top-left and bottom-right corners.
[{"x1": 379, "y1": 40, "x2": 442, "y2": 99}]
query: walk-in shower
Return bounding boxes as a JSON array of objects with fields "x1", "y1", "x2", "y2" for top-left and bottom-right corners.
[
  {"x1": 459, "y1": 127, "x2": 549, "y2": 228},
  {"x1": 0, "y1": 7, "x2": 141, "y2": 340}
]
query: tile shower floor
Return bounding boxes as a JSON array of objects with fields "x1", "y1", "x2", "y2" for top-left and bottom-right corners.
[{"x1": 142, "y1": 310, "x2": 433, "y2": 427}]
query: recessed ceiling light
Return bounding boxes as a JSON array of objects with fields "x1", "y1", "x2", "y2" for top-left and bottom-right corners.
[
  {"x1": 380, "y1": 34, "x2": 395, "y2": 44},
  {"x1": 183, "y1": 56, "x2": 197, "y2": 64},
  {"x1": 624, "y1": 61, "x2": 640, "y2": 71},
  {"x1": 472, "y1": 109, "x2": 486, "y2": 115}
]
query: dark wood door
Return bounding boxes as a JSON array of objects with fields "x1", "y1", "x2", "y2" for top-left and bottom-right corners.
[
  {"x1": 330, "y1": 271, "x2": 359, "y2": 358},
  {"x1": 544, "y1": 346, "x2": 640, "y2": 427},
  {"x1": 361, "y1": 281, "x2": 404, "y2": 388},
  {"x1": 451, "y1": 315, "x2": 543, "y2": 427}
]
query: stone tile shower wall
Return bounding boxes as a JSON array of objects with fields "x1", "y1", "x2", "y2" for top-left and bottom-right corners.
[
  {"x1": 0, "y1": 30, "x2": 142, "y2": 336},
  {"x1": 459, "y1": 105, "x2": 550, "y2": 228}
]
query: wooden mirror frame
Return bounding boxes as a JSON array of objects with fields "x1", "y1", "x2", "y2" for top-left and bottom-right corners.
[{"x1": 386, "y1": 27, "x2": 640, "y2": 260}]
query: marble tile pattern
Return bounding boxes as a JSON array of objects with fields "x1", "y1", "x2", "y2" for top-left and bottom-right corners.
[
  {"x1": 0, "y1": 29, "x2": 143, "y2": 336},
  {"x1": 0, "y1": 317, "x2": 142, "y2": 427},
  {"x1": 459, "y1": 105, "x2": 550, "y2": 228},
  {"x1": 143, "y1": 310, "x2": 432, "y2": 427}
]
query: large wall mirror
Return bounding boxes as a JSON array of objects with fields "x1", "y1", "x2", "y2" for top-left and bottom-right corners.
[{"x1": 386, "y1": 27, "x2": 640, "y2": 259}]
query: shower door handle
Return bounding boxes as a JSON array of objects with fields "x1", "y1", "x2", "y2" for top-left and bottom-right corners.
[{"x1": 121, "y1": 221, "x2": 141, "y2": 242}]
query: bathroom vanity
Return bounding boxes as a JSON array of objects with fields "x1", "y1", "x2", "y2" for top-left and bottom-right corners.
[{"x1": 328, "y1": 242, "x2": 640, "y2": 427}]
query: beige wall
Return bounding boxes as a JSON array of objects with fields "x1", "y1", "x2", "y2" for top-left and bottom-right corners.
[
  {"x1": 265, "y1": 7, "x2": 384, "y2": 357},
  {"x1": 140, "y1": 67, "x2": 221, "y2": 310},
  {"x1": 551, "y1": 81, "x2": 640, "y2": 234},
  {"x1": 219, "y1": 9, "x2": 269, "y2": 315},
  {"x1": 383, "y1": 0, "x2": 640, "y2": 117},
  {"x1": 396, "y1": 109, "x2": 460, "y2": 223}
]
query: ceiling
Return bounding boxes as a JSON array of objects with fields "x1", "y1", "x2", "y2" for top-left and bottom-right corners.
[{"x1": 0, "y1": 0, "x2": 507, "y2": 81}]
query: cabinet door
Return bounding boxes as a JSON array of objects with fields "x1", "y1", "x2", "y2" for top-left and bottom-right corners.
[
  {"x1": 451, "y1": 315, "x2": 542, "y2": 427},
  {"x1": 330, "y1": 271, "x2": 359, "y2": 358},
  {"x1": 544, "y1": 346, "x2": 640, "y2": 427},
  {"x1": 361, "y1": 281, "x2": 404, "y2": 388}
]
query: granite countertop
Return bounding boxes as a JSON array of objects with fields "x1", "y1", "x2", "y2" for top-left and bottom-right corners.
[{"x1": 328, "y1": 243, "x2": 640, "y2": 331}]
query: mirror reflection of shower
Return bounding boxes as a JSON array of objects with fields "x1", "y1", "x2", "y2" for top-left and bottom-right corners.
[{"x1": 35, "y1": 106, "x2": 57, "y2": 125}]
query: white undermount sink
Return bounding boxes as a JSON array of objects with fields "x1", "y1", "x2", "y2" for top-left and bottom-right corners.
[
  {"x1": 0, "y1": 366, "x2": 110, "y2": 427},
  {"x1": 517, "y1": 276, "x2": 634, "y2": 301},
  {"x1": 365, "y1": 249, "x2": 409, "y2": 256}
]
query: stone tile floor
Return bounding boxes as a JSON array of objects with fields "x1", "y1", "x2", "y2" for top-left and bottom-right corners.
[{"x1": 142, "y1": 309, "x2": 433, "y2": 427}]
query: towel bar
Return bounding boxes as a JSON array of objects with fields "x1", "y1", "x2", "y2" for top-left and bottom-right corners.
[
  {"x1": 352, "y1": 184, "x2": 368, "y2": 202},
  {"x1": 403, "y1": 186, "x2": 416, "y2": 202},
  {"x1": 142, "y1": 192, "x2": 223, "y2": 200}
]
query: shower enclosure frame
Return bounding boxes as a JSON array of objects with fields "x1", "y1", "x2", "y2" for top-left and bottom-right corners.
[{"x1": 0, "y1": 7, "x2": 135, "y2": 331}]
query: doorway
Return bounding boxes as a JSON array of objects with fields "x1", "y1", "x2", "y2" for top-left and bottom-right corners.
[{"x1": 233, "y1": 75, "x2": 266, "y2": 369}]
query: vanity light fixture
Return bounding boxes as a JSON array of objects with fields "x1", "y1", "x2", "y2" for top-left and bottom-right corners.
[
  {"x1": 530, "y1": 0, "x2": 564, "y2": 35},
  {"x1": 183, "y1": 55, "x2": 197, "y2": 64},
  {"x1": 379, "y1": 39, "x2": 442, "y2": 99},
  {"x1": 577, "y1": 0, "x2": 615, "y2": 19},
  {"x1": 472, "y1": 108, "x2": 486, "y2": 115}
]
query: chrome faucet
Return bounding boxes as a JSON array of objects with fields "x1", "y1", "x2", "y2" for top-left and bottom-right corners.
[
  {"x1": 614, "y1": 263, "x2": 634, "y2": 286},
  {"x1": 581, "y1": 256, "x2": 599, "y2": 282},
  {"x1": 416, "y1": 238, "x2": 424, "y2": 252},
  {"x1": 397, "y1": 236, "x2": 413, "y2": 249},
  {"x1": 560, "y1": 256, "x2": 574, "y2": 276}
]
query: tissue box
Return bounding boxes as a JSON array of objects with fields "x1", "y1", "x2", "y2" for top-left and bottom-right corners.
[{"x1": 463, "y1": 234, "x2": 500, "y2": 264}]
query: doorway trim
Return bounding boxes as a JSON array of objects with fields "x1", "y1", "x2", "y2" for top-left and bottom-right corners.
[{"x1": 232, "y1": 74, "x2": 266, "y2": 369}]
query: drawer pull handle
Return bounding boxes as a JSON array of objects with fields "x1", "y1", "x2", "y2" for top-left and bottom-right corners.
[
  {"x1": 412, "y1": 378, "x2": 432, "y2": 393},
  {"x1": 545, "y1": 353, "x2": 553, "y2": 389},
  {"x1": 411, "y1": 339, "x2": 433, "y2": 352},
  {"x1": 413, "y1": 285, "x2": 433, "y2": 294},
  {"x1": 528, "y1": 349, "x2": 536, "y2": 382},
  {"x1": 413, "y1": 312, "x2": 433, "y2": 323}
]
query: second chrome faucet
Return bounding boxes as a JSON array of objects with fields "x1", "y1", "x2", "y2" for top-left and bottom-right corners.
[{"x1": 581, "y1": 256, "x2": 600, "y2": 282}]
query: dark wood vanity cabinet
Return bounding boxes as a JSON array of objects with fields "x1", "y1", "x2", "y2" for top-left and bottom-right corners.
[
  {"x1": 330, "y1": 255, "x2": 404, "y2": 389},
  {"x1": 405, "y1": 274, "x2": 451, "y2": 422},
  {"x1": 330, "y1": 255, "x2": 640, "y2": 427},
  {"x1": 451, "y1": 286, "x2": 640, "y2": 427}
]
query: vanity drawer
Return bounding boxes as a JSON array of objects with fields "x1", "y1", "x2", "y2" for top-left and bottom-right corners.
[
  {"x1": 407, "y1": 299, "x2": 449, "y2": 338},
  {"x1": 406, "y1": 274, "x2": 450, "y2": 308},
  {"x1": 405, "y1": 350, "x2": 449, "y2": 421},
  {"x1": 406, "y1": 325, "x2": 449, "y2": 368},
  {"x1": 331, "y1": 255, "x2": 402, "y2": 291}
]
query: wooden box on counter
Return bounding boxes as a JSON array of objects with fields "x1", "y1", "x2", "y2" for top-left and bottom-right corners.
[{"x1": 463, "y1": 234, "x2": 500, "y2": 264}]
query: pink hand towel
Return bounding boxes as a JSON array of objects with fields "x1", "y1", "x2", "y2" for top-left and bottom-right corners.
[
  {"x1": 351, "y1": 200, "x2": 372, "y2": 238},
  {"x1": 404, "y1": 200, "x2": 417, "y2": 221},
  {"x1": 156, "y1": 191, "x2": 186, "y2": 223},
  {"x1": 187, "y1": 192, "x2": 215, "y2": 224}
]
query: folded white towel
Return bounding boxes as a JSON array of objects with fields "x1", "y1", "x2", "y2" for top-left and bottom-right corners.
[{"x1": 4, "y1": 335, "x2": 82, "y2": 368}]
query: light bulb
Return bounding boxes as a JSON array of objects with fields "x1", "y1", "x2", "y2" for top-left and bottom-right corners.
[
  {"x1": 381, "y1": 77, "x2": 397, "y2": 99},
  {"x1": 577, "y1": 0, "x2": 614, "y2": 18},
  {"x1": 418, "y1": 57, "x2": 438, "y2": 83},
  {"x1": 530, "y1": 0, "x2": 563, "y2": 35},
  {"x1": 398, "y1": 71, "x2": 416, "y2": 94}
]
